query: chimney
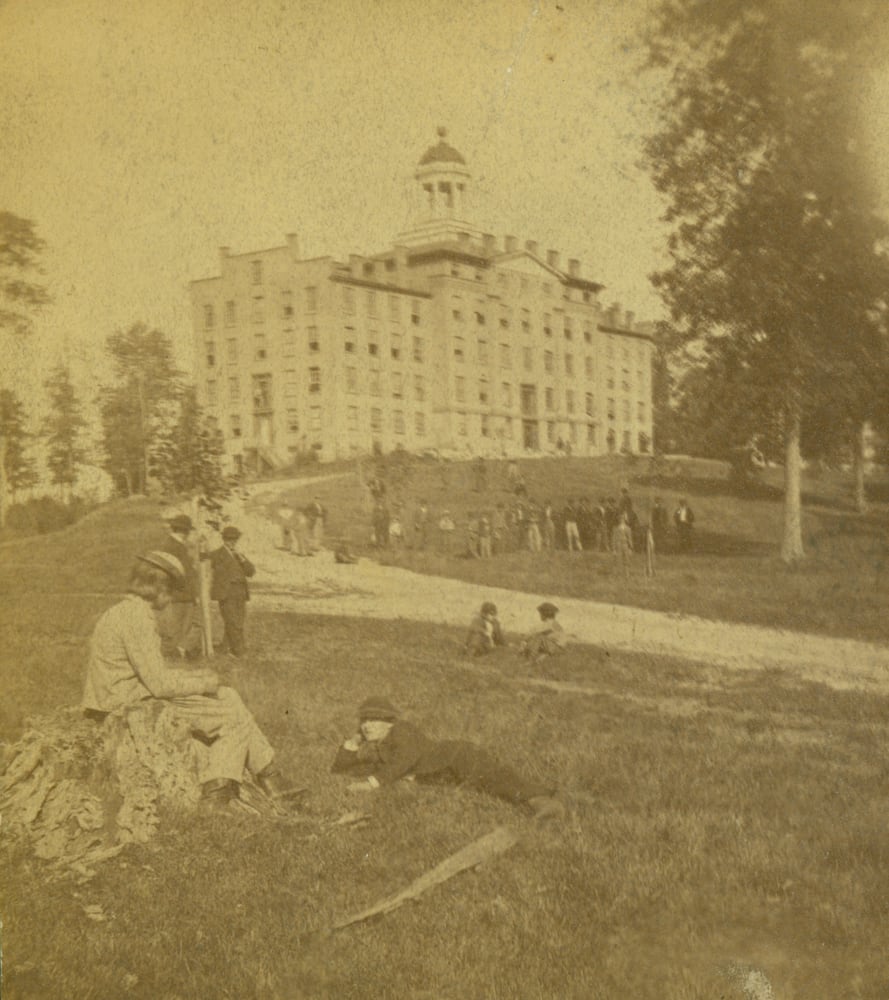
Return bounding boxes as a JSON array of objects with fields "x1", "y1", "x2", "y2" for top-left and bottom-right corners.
[
  {"x1": 525, "y1": 240, "x2": 539, "y2": 256},
  {"x1": 625, "y1": 311, "x2": 635, "y2": 330},
  {"x1": 568, "y1": 258, "x2": 580, "y2": 278},
  {"x1": 219, "y1": 246, "x2": 231, "y2": 267},
  {"x1": 505, "y1": 235, "x2": 518, "y2": 253},
  {"x1": 285, "y1": 232, "x2": 300, "y2": 258},
  {"x1": 457, "y1": 230, "x2": 471, "y2": 245},
  {"x1": 547, "y1": 250, "x2": 560, "y2": 269},
  {"x1": 608, "y1": 302, "x2": 620, "y2": 326},
  {"x1": 483, "y1": 233, "x2": 497, "y2": 255}
]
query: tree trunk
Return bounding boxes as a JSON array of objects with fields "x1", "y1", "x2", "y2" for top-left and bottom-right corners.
[
  {"x1": 853, "y1": 422, "x2": 868, "y2": 514},
  {"x1": 193, "y1": 496, "x2": 214, "y2": 659},
  {"x1": 781, "y1": 407, "x2": 804, "y2": 563}
]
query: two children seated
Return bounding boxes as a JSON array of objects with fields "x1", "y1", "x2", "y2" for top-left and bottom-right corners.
[{"x1": 463, "y1": 601, "x2": 567, "y2": 663}]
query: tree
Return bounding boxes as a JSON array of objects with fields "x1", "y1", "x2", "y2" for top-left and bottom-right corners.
[
  {"x1": 0, "y1": 213, "x2": 50, "y2": 526},
  {"x1": 0, "y1": 389, "x2": 38, "y2": 502},
  {"x1": 98, "y1": 324, "x2": 183, "y2": 495},
  {"x1": 42, "y1": 365, "x2": 88, "y2": 500},
  {"x1": 643, "y1": 0, "x2": 889, "y2": 561},
  {"x1": 150, "y1": 385, "x2": 231, "y2": 503}
]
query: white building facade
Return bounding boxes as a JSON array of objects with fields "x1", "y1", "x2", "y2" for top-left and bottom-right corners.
[{"x1": 191, "y1": 130, "x2": 654, "y2": 471}]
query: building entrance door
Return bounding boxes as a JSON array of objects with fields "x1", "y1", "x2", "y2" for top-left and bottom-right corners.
[{"x1": 522, "y1": 420, "x2": 539, "y2": 450}]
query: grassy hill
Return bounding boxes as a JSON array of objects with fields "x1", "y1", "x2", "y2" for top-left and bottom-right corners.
[
  {"x1": 3, "y1": 495, "x2": 889, "y2": 997},
  {"x1": 266, "y1": 454, "x2": 889, "y2": 642}
]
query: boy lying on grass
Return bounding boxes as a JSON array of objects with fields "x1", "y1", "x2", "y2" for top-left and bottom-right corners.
[
  {"x1": 520, "y1": 602, "x2": 567, "y2": 663},
  {"x1": 462, "y1": 601, "x2": 505, "y2": 657},
  {"x1": 331, "y1": 697, "x2": 564, "y2": 821}
]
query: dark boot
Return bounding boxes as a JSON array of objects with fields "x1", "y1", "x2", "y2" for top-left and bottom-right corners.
[
  {"x1": 201, "y1": 777, "x2": 238, "y2": 810},
  {"x1": 255, "y1": 767, "x2": 306, "y2": 804}
]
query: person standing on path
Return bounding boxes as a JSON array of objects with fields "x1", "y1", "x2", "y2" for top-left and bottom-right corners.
[
  {"x1": 473, "y1": 455, "x2": 487, "y2": 493},
  {"x1": 413, "y1": 499, "x2": 430, "y2": 551},
  {"x1": 209, "y1": 526, "x2": 255, "y2": 658},
  {"x1": 82, "y1": 550, "x2": 291, "y2": 809},
  {"x1": 541, "y1": 501, "x2": 556, "y2": 552},
  {"x1": 157, "y1": 514, "x2": 200, "y2": 658}
]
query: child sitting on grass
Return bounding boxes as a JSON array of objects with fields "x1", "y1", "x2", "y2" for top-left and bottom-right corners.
[
  {"x1": 463, "y1": 601, "x2": 505, "y2": 657},
  {"x1": 331, "y1": 697, "x2": 564, "y2": 821},
  {"x1": 520, "y1": 602, "x2": 567, "y2": 663}
]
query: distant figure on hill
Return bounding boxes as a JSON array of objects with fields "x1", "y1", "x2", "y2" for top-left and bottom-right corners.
[
  {"x1": 157, "y1": 514, "x2": 200, "y2": 659},
  {"x1": 388, "y1": 508, "x2": 404, "y2": 549},
  {"x1": 564, "y1": 500, "x2": 583, "y2": 552},
  {"x1": 463, "y1": 601, "x2": 505, "y2": 657},
  {"x1": 541, "y1": 501, "x2": 556, "y2": 551},
  {"x1": 614, "y1": 511, "x2": 634, "y2": 579},
  {"x1": 82, "y1": 550, "x2": 293, "y2": 810},
  {"x1": 466, "y1": 512, "x2": 481, "y2": 558},
  {"x1": 674, "y1": 498, "x2": 695, "y2": 552},
  {"x1": 438, "y1": 509, "x2": 455, "y2": 554},
  {"x1": 413, "y1": 500, "x2": 430, "y2": 550},
  {"x1": 331, "y1": 697, "x2": 564, "y2": 820},
  {"x1": 520, "y1": 602, "x2": 567, "y2": 662},
  {"x1": 209, "y1": 526, "x2": 255, "y2": 658},
  {"x1": 305, "y1": 497, "x2": 326, "y2": 551},
  {"x1": 649, "y1": 497, "x2": 668, "y2": 552},
  {"x1": 603, "y1": 497, "x2": 618, "y2": 552},
  {"x1": 277, "y1": 506, "x2": 295, "y2": 552},
  {"x1": 478, "y1": 514, "x2": 493, "y2": 558},
  {"x1": 491, "y1": 503, "x2": 507, "y2": 555},
  {"x1": 506, "y1": 458, "x2": 520, "y2": 487},
  {"x1": 577, "y1": 498, "x2": 595, "y2": 550},
  {"x1": 594, "y1": 498, "x2": 609, "y2": 552}
]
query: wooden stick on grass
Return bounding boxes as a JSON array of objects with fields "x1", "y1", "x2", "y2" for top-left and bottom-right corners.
[{"x1": 327, "y1": 824, "x2": 519, "y2": 934}]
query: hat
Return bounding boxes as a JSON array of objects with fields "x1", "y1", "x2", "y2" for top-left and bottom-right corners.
[
  {"x1": 168, "y1": 514, "x2": 194, "y2": 533},
  {"x1": 222, "y1": 526, "x2": 241, "y2": 541},
  {"x1": 481, "y1": 602, "x2": 498, "y2": 616},
  {"x1": 138, "y1": 551, "x2": 185, "y2": 582},
  {"x1": 358, "y1": 696, "x2": 399, "y2": 722},
  {"x1": 537, "y1": 602, "x2": 559, "y2": 618}
]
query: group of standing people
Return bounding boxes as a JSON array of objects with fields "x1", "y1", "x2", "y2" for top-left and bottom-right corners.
[
  {"x1": 278, "y1": 498, "x2": 326, "y2": 556},
  {"x1": 156, "y1": 513, "x2": 256, "y2": 660}
]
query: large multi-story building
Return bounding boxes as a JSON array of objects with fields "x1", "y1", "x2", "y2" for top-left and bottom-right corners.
[{"x1": 190, "y1": 130, "x2": 654, "y2": 472}]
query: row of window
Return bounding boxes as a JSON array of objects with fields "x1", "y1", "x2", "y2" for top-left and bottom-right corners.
[
  {"x1": 226, "y1": 406, "x2": 428, "y2": 439},
  {"x1": 205, "y1": 333, "x2": 427, "y2": 367},
  {"x1": 606, "y1": 399, "x2": 647, "y2": 422},
  {"x1": 203, "y1": 286, "x2": 320, "y2": 330},
  {"x1": 452, "y1": 340, "x2": 599, "y2": 378},
  {"x1": 341, "y1": 286, "x2": 423, "y2": 324}
]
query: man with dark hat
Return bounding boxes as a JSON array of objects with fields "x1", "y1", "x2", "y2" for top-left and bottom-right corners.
[
  {"x1": 331, "y1": 697, "x2": 564, "y2": 821},
  {"x1": 520, "y1": 602, "x2": 567, "y2": 662},
  {"x1": 209, "y1": 526, "x2": 255, "y2": 657},
  {"x1": 158, "y1": 513, "x2": 200, "y2": 658},
  {"x1": 82, "y1": 551, "x2": 291, "y2": 809}
]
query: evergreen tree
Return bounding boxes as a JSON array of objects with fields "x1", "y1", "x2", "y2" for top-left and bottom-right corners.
[
  {"x1": 42, "y1": 364, "x2": 88, "y2": 499},
  {"x1": 0, "y1": 213, "x2": 49, "y2": 526},
  {"x1": 150, "y1": 386, "x2": 231, "y2": 504},
  {"x1": 98, "y1": 323, "x2": 183, "y2": 495},
  {"x1": 0, "y1": 389, "x2": 38, "y2": 502}
]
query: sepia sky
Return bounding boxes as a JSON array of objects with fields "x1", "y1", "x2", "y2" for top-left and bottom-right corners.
[{"x1": 2, "y1": 0, "x2": 887, "y2": 405}]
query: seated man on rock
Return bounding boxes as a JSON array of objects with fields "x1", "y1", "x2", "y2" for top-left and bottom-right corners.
[
  {"x1": 82, "y1": 550, "x2": 293, "y2": 810},
  {"x1": 331, "y1": 696, "x2": 564, "y2": 821}
]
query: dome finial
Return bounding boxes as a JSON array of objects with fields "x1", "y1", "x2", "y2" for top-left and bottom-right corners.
[{"x1": 437, "y1": 125, "x2": 447, "y2": 139}]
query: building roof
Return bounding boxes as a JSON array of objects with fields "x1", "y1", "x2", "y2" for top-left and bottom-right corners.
[{"x1": 418, "y1": 127, "x2": 466, "y2": 167}]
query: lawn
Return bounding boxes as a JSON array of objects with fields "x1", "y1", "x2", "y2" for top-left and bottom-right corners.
[
  {"x1": 3, "y1": 499, "x2": 889, "y2": 998},
  {"x1": 268, "y1": 453, "x2": 889, "y2": 643}
]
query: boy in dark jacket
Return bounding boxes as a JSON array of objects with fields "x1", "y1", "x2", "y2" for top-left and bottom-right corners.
[
  {"x1": 463, "y1": 601, "x2": 505, "y2": 657},
  {"x1": 331, "y1": 697, "x2": 564, "y2": 820}
]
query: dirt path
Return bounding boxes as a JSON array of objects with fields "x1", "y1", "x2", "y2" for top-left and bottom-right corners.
[{"x1": 241, "y1": 479, "x2": 889, "y2": 694}]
